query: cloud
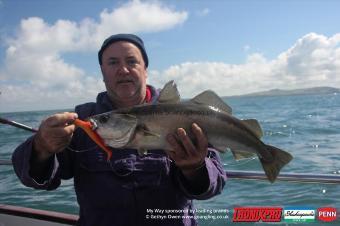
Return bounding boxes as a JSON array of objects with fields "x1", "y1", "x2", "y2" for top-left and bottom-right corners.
[
  {"x1": 196, "y1": 8, "x2": 210, "y2": 17},
  {"x1": 243, "y1": 45, "x2": 250, "y2": 52},
  {"x1": 0, "y1": 0, "x2": 188, "y2": 112},
  {"x1": 148, "y1": 33, "x2": 340, "y2": 98},
  {"x1": 1, "y1": 0, "x2": 339, "y2": 114},
  {"x1": 5, "y1": 0, "x2": 188, "y2": 54},
  {"x1": 96, "y1": 0, "x2": 188, "y2": 39},
  {"x1": 277, "y1": 33, "x2": 340, "y2": 84}
]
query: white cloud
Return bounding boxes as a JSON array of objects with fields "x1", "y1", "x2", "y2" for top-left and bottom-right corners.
[
  {"x1": 243, "y1": 45, "x2": 250, "y2": 52},
  {"x1": 96, "y1": 0, "x2": 188, "y2": 40},
  {"x1": 149, "y1": 33, "x2": 340, "y2": 98},
  {"x1": 196, "y1": 8, "x2": 210, "y2": 17},
  {"x1": 0, "y1": 0, "x2": 188, "y2": 112},
  {"x1": 5, "y1": 0, "x2": 188, "y2": 54},
  {"x1": 0, "y1": 78, "x2": 104, "y2": 112},
  {"x1": 1, "y1": 0, "x2": 339, "y2": 114}
]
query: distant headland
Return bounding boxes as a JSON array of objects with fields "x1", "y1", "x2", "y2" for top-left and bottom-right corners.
[{"x1": 233, "y1": 86, "x2": 340, "y2": 97}]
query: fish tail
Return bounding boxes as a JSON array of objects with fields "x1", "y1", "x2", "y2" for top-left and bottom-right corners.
[
  {"x1": 74, "y1": 119, "x2": 112, "y2": 161},
  {"x1": 260, "y1": 145, "x2": 293, "y2": 183}
]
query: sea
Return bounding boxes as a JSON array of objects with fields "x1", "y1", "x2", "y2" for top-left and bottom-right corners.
[{"x1": 1, "y1": 93, "x2": 339, "y2": 225}]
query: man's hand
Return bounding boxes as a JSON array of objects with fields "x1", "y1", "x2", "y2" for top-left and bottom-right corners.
[
  {"x1": 33, "y1": 112, "x2": 78, "y2": 162},
  {"x1": 166, "y1": 123, "x2": 208, "y2": 179}
]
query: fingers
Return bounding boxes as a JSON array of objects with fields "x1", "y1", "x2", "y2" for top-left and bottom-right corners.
[
  {"x1": 191, "y1": 123, "x2": 208, "y2": 156},
  {"x1": 34, "y1": 112, "x2": 78, "y2": 160},
  {"x1": 177, "y1": 128, "x2": 196, "y2": 156},
  {"x1": 166, "y1": 134, "x2": 183, "y2": 154},
  {"x1": 42, "y1": 112, "x2": 78, "y2": 136},
  {"x1": 166, "y1": 123, "x2": 208, "y2": 172},
  {"x1": 46, "y1": 125, "x2": 76, "y2": 139},
  {"x1": 45, "y1": 112, "x2": 78, "y2": 127},
  {"x1": 168, "y1": 123, "x2": 208, "y2": 156}
]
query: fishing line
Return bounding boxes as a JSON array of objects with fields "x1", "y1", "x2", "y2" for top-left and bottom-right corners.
[
  {"x1": 108, "y1": 160, "x2": 133, "y2": 177},
  {"x1": 66, "y1": 146, "x2": 97, "y2": 153}
]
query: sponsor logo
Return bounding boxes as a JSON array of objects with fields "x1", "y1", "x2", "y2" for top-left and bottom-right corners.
[
  {"x1": 284, "y1": 207, "x2": 315, "y2": 222},
  {"x1": 232, "y1": 207, "x2": 282, "y2": 222},
  {"x1": 318, "y1": 207, "x2": 337, "y2": 222}
]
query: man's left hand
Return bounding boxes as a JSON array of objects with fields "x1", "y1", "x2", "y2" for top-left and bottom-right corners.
[{"x1": 166, "y1": 123, "x2": 208, "y2": 179}]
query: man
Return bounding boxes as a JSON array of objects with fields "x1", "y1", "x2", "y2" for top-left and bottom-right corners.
[{"x1": 12, "y1": 34, "x2": 226, "y2": 226}]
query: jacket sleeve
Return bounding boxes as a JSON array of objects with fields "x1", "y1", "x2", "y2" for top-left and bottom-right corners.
[
  {"x1": 11, "y1": 104, "x2": 93, "y2": 191},
  {"x1": 11, "y1": 135, "x2": 63, "y2": 190},
  {"x1": 176, "y1": 147, "x2": 227, "y2": 200}
]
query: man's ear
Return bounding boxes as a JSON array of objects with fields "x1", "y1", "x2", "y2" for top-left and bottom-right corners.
[{"x1": 100, "y1": 66, "x2": 106, "y2": 82}]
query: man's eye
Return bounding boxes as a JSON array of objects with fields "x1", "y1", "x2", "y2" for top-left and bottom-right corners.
[
  {"x1": 109, "y1": 61, "x2": 117, "y2": 65},
  {"x1": 127, "y1": 59, "x2": 138, "y2": 66}
]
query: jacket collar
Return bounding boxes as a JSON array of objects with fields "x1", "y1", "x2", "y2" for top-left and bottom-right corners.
[{"x1": 96, "y1": 85, "x2": 159, "y2": 111}]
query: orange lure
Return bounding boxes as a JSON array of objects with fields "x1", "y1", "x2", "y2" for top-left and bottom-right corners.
[{"x1": 73, "y1": 119, "x2": 112, "y2": 161}]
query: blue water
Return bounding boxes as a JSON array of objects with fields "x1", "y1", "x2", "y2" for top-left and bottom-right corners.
[{"x1": 1, "y1": 93, "x2": 340, "y2": 225}]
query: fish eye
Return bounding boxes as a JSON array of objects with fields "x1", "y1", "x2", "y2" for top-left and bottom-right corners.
[{"x1": 98, "y1": 115, "x2": 109, "y2": 124}]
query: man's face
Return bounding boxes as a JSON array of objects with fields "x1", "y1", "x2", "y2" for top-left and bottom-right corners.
[{"x1": 100, "y1": 41, "x2": 147, "y2": 105}]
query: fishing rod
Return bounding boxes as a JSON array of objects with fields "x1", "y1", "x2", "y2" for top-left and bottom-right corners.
[
  {"x1": 0, "y1": 117, "x2": 38, "y2": 132},
  {"x1": 0, "y1": 117, "x2": 37, "y2": 166},
  {"x1": 1, "y1": 117, "x2": 340, "y2": 184}
]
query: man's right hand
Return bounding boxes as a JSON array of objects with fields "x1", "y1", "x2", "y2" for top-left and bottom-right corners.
[{"x1": 33, "y1": 112, "x2": 78, "y2": 162}]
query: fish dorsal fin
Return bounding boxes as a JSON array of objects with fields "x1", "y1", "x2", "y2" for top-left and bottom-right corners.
[
  {"x1": 190, "y1": 90, "x2": 232, "y2": 114},
  {"x1": 157, "y1": 80, "x2": 180, "y2": 104},
  {"x1": 242, "y1": 119, "x2": 263, "y2": 138}
]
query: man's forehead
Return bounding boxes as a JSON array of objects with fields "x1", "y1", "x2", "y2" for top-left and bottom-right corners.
[
  {"x1": 104, "y1": 41, "x2": 142, "y2": 56},
  {"x1": 98, "y1": 34, "x2": 148, "y2": 67},
  {"x1": 101, "y1": 41, "x2": 145, "y2": 67}
]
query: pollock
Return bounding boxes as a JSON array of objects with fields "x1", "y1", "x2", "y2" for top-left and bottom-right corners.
[{"x1": 75, "y1": 81, "x2": 293, "y2": 182}]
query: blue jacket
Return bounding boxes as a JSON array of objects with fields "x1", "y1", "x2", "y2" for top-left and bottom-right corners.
[{"x1": 12, "y1": 86, "x2": 227, "y2": 226}]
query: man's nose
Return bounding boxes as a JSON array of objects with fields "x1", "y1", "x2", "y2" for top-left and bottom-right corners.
[{"x1": 117, "y1": 63, "x2": 130, "y2": 74}]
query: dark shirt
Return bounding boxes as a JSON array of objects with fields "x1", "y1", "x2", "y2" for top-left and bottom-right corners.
[{"x1": 12, "y1": 85, "x2": 227, "y2": 226}]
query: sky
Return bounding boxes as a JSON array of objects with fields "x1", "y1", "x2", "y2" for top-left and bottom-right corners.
[{"x1": 0, "y1": 0, "x2": 339, "y2": 112}]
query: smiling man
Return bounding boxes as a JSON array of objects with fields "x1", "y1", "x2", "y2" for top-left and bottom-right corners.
[
  {"x1": 99, "y1": 34, "x2": 149, "y2": 108},
  {"x1": 12, "y1": 34, "x2": 226, "y2": 226}
]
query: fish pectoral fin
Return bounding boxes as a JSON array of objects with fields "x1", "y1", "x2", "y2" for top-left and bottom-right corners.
[
  {"x1": 231, "y1": 150, "x2": 256, "y2": 160},
  {"x1": 142, "y1": 129, "x2": 161, "y2": 137},
  {"x1": 241, "y1": 119, "x2": 263, "y2": 138},
  {"x1": 136, "y1": 124, "x2": 161, "y2": 137},
  {"x1": 157, "y1": 80, "x2": 181, "y2": 104},
  {"x1": 190, "y1": 90, "x2": 232, "y2": 114}
]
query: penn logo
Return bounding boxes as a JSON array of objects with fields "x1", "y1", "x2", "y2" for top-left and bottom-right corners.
[{"x1": 318, "y1": 207, "x2": 337, "y2": 222}]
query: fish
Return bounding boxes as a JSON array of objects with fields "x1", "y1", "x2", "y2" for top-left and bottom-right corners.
[{"x1": 75, "y1": 81, "x2": 293, "y2": 182}]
